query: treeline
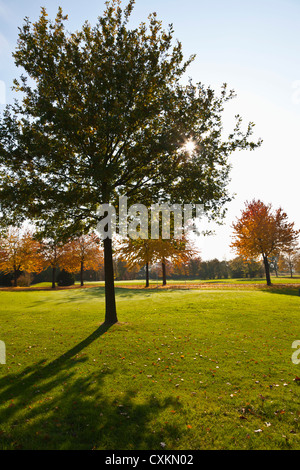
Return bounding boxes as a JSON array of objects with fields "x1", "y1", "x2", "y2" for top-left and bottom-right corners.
[
  {"x1": 0, "y1": 227, "x2": 103, "y2": 287},
  {"x1": 134, "y1": 257, "x2": 265, "y2": 281},
  {"x1": 1, "y1": 225, "x2": 300, "y2": 288},
  {"x1": 1, "y1": 252, "x2": 299, "y2": 287},
  {"x1": 116, "y1": 255, "x2": 300, "y2": 282},
  {"x1": 0, "y1": 255, "x2": 267, "y2": 286}
]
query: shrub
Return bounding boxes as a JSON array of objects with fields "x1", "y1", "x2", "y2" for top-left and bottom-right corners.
[
  {"x1": 0, "y1": 272, "x2": 13, "y2": 287},
  {"x1": 56, "y1": 269, "x2": 75, "y2": 287},
  {"x1": 17, "y1": 272, "x2": 33, "y2": 287}
]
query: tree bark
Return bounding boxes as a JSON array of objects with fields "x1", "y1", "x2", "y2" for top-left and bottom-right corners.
[
  {"x1": 162, "y1": 260, "x2": 167, "y2": 286},
  {"x1": 80, "y1": 261, "x2": 84, "y2": 287},
  {"x1": 145, "y1": 262, "x2": 149, "y2": 288},
  {"x1": 13, "y1": 269, "x2": 18, "y2": 287},
  {"x1": 104, "y1": 237, "x2": 118, "y2": 324},
  {"x1": 52, "y1": 266, "x2": 56, "y2": 289},
  {"x1": 263, "y1": 256, "x2": 271, "y2": 286}
]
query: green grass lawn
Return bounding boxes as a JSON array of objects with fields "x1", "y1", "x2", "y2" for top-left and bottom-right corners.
[
  {"x1": 30, "y1": 276, "x2": 300, "y2": 289},
  {"x1": 0, "y1": 286, "x2": 299, "y2": 450}
]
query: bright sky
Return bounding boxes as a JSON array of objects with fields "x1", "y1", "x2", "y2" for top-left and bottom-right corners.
[{"x1": 0, "y1": 0, "x2": 299, "y2": 260}]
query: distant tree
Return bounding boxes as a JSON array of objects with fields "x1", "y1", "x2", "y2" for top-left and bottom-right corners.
[
  {"x1": 39, "y1": 237, "x2": 67, "y2": 289},
  {"x1": 187, "y1": 256, "x2": 203, "y2": 279},
  {"x1": 118, "y1": 236, "x2": 197, "y2": 286},
  {"x1": 228, "y1": 256, "x2": 263, "y2": 279},
  {"x1": 205, "y1": 258, "x2": 229, "y2": 279},
  {"x1": 113, "y1": 258, "x2": 139, "y2": 281},
  {"x1": 269, "y1": 255, "x2": 279, "y2": 277},
  {"x1": 295, "y1": 255, "x2": 300, "y2": 274},
  {"x1": 206, "y1": 259, "x2": 219, "y2": 279},
  {"x1": 245, "y1": 259, "x2": 264, "y2": 278},
  {"x1": 198, "y1": 261, "x2": 209, "y2": 280},
  {"x1": 0, "y1": 227, "x2": 44, "y2": 286},
  {"x1": 278, "y1": 244, "x2": 300, "y2": 278},
  {"x1": 231, "y1": 200, "x2": 299, "y2": 286},
  {"x1": 117, "y1": 239, "x2": 155, "y2": 287},
  {"x1": 60, "y1": 233, "x2": 103, "y2": 286},
  {"x1": 228, "y1": 257, "x2": 246, "y2": 278},
  {"x1": 154, "y1": 238, "x2": 199, "y2": 286},
  {"x1": 171, "y1": 258, "x2": 190, "y2": 279}
]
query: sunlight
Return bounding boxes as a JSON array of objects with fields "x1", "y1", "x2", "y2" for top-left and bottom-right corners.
[{"x1": 182, "y1": 139, "x2": 196, "y2": 155}]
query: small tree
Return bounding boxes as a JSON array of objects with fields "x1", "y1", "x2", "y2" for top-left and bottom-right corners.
[
  {"x1": 269, "y1": 255, "x2": 279, "y2": 277},
  {"x1": 117, "y1": 238, "x2": 156, "y2": 287},
  {"x1": 60, "y1": 233, "x2": 104, "y2": 286},
  {"x1": 231, "y1": 200, "x2": 299, "y2": 286},
  {"x1": 278, "y1": 244, "x2": 300, "y2": 278},
  {"x1": 39, "y1": 238, "x2": 67, "y2": 289},
  {"x1": 154, "y1": 238, "x2": 198, "y2": 286},
  {"x1": 0, "y1": 227, "x2": 44, "y2": 286},
  {"x1": 186, "y1": 256, "x2": 202, "y2": 279},
  {"x1": 118, "y1": 236, "x2": 198, "y2": 286},
  {"x1": 228, "y1": 256, "x2": 263, "y2": 279}
]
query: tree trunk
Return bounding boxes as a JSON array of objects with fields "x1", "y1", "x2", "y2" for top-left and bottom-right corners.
[
  {"x1": 104, "y1": 237, "x2": 118, "y2": 324},
  {"x1": 13, "y1": 269, "x2": 18, "y2": 287},
  {"x1": 80, "y1": 261, "x2": 84, "y2": 287},
  {"x1": 52, "y1": 266, "x2": 56, "y2": 289},
  {"x1": 162, "y1": 260, "x2": 167, "y2": 286},
  {"x1": 145, "y1": 262, "x2": 149, "y2": 288},
  {"x1": 263, "y1": 256, "x2": 271, "y2": 286}
]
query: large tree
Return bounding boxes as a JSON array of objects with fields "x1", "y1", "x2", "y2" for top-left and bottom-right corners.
[
  {"x1": 0, "y1": 1, "x2": 260, "y2": 323},
  {"x1": 231, "y1": 199, "x2": 299, "y2": 285}
]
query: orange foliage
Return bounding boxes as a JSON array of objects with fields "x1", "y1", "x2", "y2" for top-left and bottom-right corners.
[
  {"x1": 231, "y1": 200, "x2": 299, "y2": 260},
  {"x1": 60, "y1": 233, "x2": 104, "y2": 274},
  {"x1": 0, "y1": 227, "x2": 44, "y2": 282},
  {"x1": 117, "y1": 236, "x2": 198, "y2": 269},
  {"x1": 40, "y1": 240, "x2": 67, "y2": 270}
]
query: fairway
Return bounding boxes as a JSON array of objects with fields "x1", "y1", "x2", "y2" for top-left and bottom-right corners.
[{"x1": 0, "y1": 286, "x2": 299, "y2": 450}]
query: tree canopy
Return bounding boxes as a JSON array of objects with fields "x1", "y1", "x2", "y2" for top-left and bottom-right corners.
[{"x1": 60, "y1": 233, "x2": 103, "y2": 286}]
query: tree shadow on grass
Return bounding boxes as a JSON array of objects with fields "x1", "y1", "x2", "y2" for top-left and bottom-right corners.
[
  {"x1": 0, "y1": 323, "x2": 181, "y2": 450},
  {"x1": 25, "y1": 284, "x2": 208, "y2": 309},
  {"x1": 82, "y1": 287, "x2": 159, "y2": 298},
  {"x1": 25, "y1": 287, "x2": 158, "y2": 308},
  {"x1": 261, "y1": 286, "x2": 300, "y2": 297}
]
